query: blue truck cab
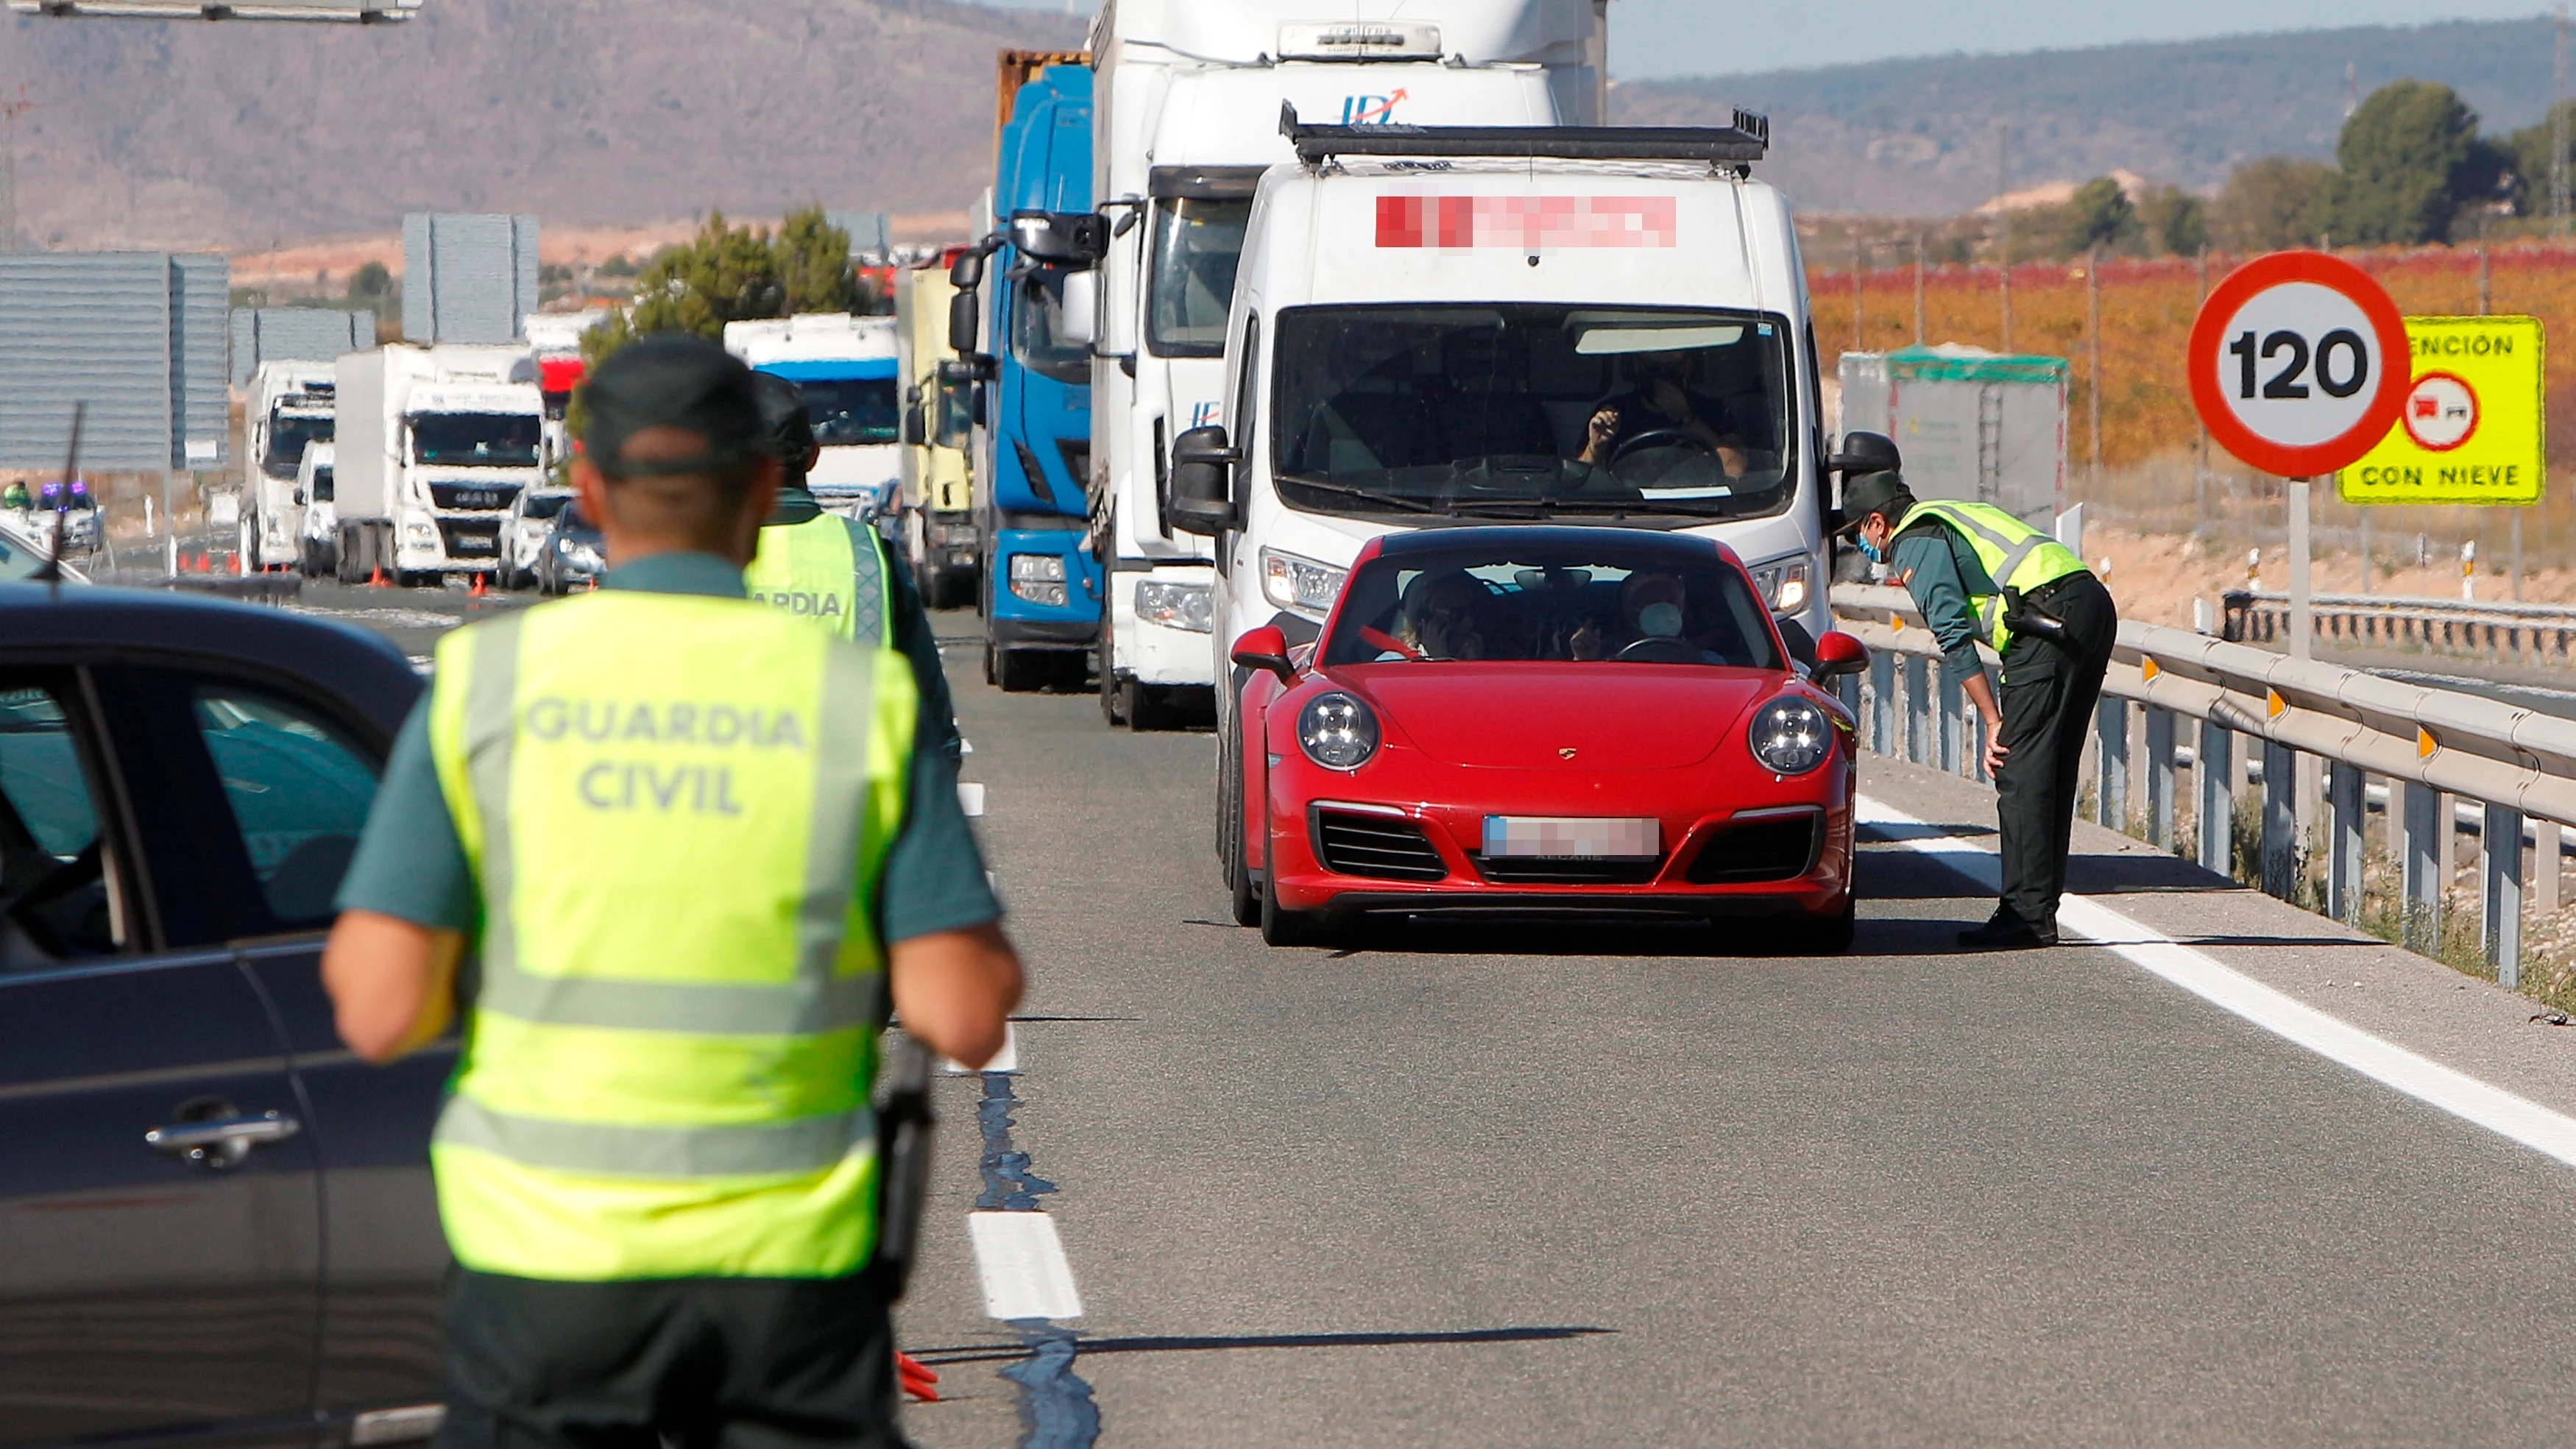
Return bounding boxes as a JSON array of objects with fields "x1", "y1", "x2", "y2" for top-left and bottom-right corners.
[{"x1": 974, "y1": 64, "x2": 1101, "y2": 691}]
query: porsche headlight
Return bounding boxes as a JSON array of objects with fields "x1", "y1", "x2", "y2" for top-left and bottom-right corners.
[
  {"x1": 1749, "y1": 696, "x2": 1831, "y2": 775},
  {"x1": 1752, "y1": 556, "x2": 1812, "y2": 617},
  {"x1": 1298, "y1": 691, "x2": 1379, "y2": 770},
  {"x1": 1261, "y1": 548, "x2": 1346, "y2": 619}
]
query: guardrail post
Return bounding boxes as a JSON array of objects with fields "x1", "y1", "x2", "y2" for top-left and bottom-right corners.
[
  {"x1": 1868, "y1": 650, "x2": 1894, "y2": 756},
  {"x1": 1836, "y1": 670, "x2": 1861, "y2": 718},
  {"x1": 2146, "y1": 708, "x2": 2176, "y2": 850},
  {"x1": 2402, "y1": 782, "x2": 2442, "y2": 952},
  {"x1": 2484, "y1": 802, "x2": 2524, "y2": 989},
  {"x1": 2198, "y1": 720, "x2": 2233, "y2": 876},
  {"x1": 2096, "y1": 698, "x2": 2129, "y2": 829},
  {"x1": 2261, "y1": 737, "x2": 2298, "y2": 901},
  {"x1": 2327, "y1": 762, "x2": 2365, "y2": 924},
  {"x1": 1938, "y1": 669, "x2": 1964, "y2": 775},
  {"x1": 2538, "y1": 820, "x2": 2562, "y2": 914},
  {"x1": 1903, "y1": 656, "x2": 1929, "y2": 765}
]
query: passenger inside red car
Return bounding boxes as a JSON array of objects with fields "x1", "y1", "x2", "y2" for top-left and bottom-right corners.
[{"x1": 1334, "y1": 537, "x2": 1780, "y2": 670}]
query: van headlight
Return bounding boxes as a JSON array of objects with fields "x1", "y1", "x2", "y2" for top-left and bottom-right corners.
[
  {"x1": 1751, "y1": 556, "x2": 1812, "y2": 617},
  {"x1": 1298, "y1": 691, "x2": 1379, "y2": 770},
  {"x1": 1748, "y1": 696, "x2": 1831, "y2": 775},
  {"x1": 1136, "y1": 579, "x2": 1213, "y2": 633},
  {"x1": 1261, "y1": 548, "x2": 1345, "y2": 619}
]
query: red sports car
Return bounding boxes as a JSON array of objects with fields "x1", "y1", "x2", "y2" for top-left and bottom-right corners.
[{"x1": 1224, "y1": 526, "x2": 1866, "y2": 949}]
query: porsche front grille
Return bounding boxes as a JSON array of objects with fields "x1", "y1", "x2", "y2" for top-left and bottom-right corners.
[
  {"x1": 1685, "y1": 814, "x2": 1822, "y2": 884},
  {"x1": 1312, "y1": 809, "x2": 1448, "y2": 882}
]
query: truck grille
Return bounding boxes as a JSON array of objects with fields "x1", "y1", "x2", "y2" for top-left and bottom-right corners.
[
  {"x1": 436, "y1": 519, "x2": 503, "y2": 559},
  {"x1": 1312, "y1": 809, "x2": 1447, "y2": 882},
  {"x1": 1473, "y1": 855, "x2": 1665, "y2": 885},
  {"x1": 428, "y1": 483, "x2": 522, "y2": 511},
  {"x1": 1685, "y1": 814, "x2": 1822, "y2": 885}
]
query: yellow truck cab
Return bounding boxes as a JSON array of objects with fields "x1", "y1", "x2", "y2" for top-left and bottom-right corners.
[{"x1": 894, "y1": 263, "x2": 980, "y2": 609}]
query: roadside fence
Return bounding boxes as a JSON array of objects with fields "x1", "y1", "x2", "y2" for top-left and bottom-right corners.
[
  {"x1": 2223, "y1": 589, "x2": 2576, "y2": 666},
  {"x1": 1830, "y1": 583, "x2": 2576, "y2": 986}
]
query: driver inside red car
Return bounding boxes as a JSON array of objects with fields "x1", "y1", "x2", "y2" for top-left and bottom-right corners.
[
  {"x1": 1575, "y1": 351, "x2": 1751, "y2": 478},
  {"x1": 1395, "y1": 568, "x2": 1496, "y2": 661}
]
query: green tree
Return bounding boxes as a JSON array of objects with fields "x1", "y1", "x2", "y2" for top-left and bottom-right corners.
[
  {"x1": 2060, "y1": 175, "x2": 2140, "y2": 255},
  {"x1": 774, "y1": 205, "x2": 857, "y2": 315},
  {"x1": 2503, "y1": 100, "x2": 2576, "y2": 217},
  {"x1": 2137, "y1": 185, "x2": 2207, "y2": 256},
  {"x1": 2212, "y1": 157, "x2": 2335, "y2": 251},
  {"x1": 2329, "y1": 79, "x2": 2486, "y2": 245}
]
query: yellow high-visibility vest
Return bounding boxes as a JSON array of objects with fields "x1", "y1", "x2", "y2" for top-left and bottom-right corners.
[{"x1": 1900, "y1": 499, "x2": 2087, "y2": 657}]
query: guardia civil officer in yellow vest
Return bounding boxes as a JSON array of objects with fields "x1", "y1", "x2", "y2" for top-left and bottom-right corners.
[
  {"x1": 749, "y1": 369, "x2": 962, "y2": 766},
  {"x1": 1842, "y1": 462, "x2": 2117, "y2": 949},
  {"x1": 321, "y1": 333, "x2": 1022, "y2": 1445}
]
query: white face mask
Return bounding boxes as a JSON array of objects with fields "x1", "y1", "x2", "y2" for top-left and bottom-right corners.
[{"x1": 1638, "y1": 601, "x2": 1683, "y2": 637}]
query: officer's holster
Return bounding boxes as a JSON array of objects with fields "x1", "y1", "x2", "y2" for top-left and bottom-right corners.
[{"x1": 2000, "y1": 586, "x2": 2071, "y2": 647}]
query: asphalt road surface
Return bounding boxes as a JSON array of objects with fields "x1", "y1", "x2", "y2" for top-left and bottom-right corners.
[{"x1": 324, "y1": 592, "x2": 2576, "y2": 1446}]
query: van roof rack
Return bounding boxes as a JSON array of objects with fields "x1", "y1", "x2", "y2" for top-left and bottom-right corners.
[{"x1": 1281, "y1": 104, "x2": 1769, "y2": 169}]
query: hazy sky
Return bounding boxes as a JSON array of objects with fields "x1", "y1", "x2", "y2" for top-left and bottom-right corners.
[{"x1": 966, "y1": 1, "x2": 2555, "y2": 79}]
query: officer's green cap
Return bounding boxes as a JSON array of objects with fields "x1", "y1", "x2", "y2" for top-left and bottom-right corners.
[
  {"x1": 750, "y1": 371, "x2": 817, "y2": 475},
  {"x1": 581, "y1": 333, "x2": 767, "y2": 479},
  {"x1": 1839, "y1": 470, "x2": 1913, "y2": 533}
]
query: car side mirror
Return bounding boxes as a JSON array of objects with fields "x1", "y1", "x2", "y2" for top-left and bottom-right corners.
[
  {"x1": 1811, "y1": 629, "x2": 1869, "y2": 681},
  {"x1": 947, "y1": 289, "x2": 980, "y2": 357},
  {"x1": 1168, "y1": 425, "x2": 1241, "y2": 536},
  {"x1": 1231, "y1": 623, "x2": 1295, "y2": 685},
  {"x1": 292, "y1": 489, "x2": 306, "y2": 506}
]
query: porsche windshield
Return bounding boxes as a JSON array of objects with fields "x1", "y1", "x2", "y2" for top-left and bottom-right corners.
[
  {"x1": 1272, "y1": 304, "x2": 1796, "y2": 522},
  {"x1": 1321, "y1": 537, "x2": 1780, "y2": 670}
]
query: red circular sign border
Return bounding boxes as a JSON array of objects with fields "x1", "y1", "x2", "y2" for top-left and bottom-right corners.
[
  {"x1": 2187, "y1": 250, "x2": 2413, "y2": 478},
  {"x1": 2399, "y1": 369, "x2": 2479, "y2": 453}
]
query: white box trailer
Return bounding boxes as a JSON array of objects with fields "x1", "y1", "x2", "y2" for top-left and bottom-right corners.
[
  {"x1": 1084, "y1": 0, "x2": 1608, "y2": 729},
  {"x1": 333, "y1": 344, "x2": 546, "y2": 584},
  {"x1": 1836, "y1": 345, "x2": 2069, "y2": 530}
]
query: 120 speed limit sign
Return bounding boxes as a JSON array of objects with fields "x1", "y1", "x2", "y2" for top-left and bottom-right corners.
[{"x1": 2187, "y1": 250, "x2": 2412, "y2": 477}]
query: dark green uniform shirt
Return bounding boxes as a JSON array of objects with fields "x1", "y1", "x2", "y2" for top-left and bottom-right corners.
[
  {"x1": 1889, "y1": 514, "x2": 2000, "y2": 684},
  {"x1": 336, "y1": 550, "x2": 1000, "y2": 944}
]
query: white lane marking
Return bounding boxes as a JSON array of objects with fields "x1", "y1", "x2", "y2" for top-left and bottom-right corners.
[
  {"x1": 959, "y1": 782, "x2": 987, "y2": 818},
  {"x1": 1860, "y1": 795, "x2": 2576, "y2": 1171},
  {"x1": 969, "y1": 1210, "x2": 1085, "y2": 1321},
  {"x1": 944, "y1": 1023, "x2": 1018, "y2": 1076}
]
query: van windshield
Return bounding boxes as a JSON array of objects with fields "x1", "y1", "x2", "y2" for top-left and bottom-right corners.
[
  {"x1": 1148, "y1": 197, "x2": 1250, "y2": 358},
  {"x1": 1270, "y1": 304, "x2": 1797, "y2": 523}
]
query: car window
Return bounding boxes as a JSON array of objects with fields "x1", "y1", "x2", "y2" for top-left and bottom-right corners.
[
  {"x1": 191, "y1": 689, "x2": 379, "y2": 931},
  {"x1": 0, "y1": 682, "x2": 125, "y2": 963},
  {"x1": 1320, "y1": 539, "x2": 1782, "y2": 670}
]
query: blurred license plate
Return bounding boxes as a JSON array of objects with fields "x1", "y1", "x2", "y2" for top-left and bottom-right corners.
[{"x1": 1482, "y1": 816, "x2": 1659, "y2": 859}]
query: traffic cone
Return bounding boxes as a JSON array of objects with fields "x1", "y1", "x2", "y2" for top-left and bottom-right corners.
[
  {"x1": 896, "y1": 1352, "x2": 939, "y2": 1403},
  {"x1": 369, "y1": 567, "x2": 388, "y2": 589},
  {"x1": 470, "y1": 573, "x2": 487, "y2": 600}
]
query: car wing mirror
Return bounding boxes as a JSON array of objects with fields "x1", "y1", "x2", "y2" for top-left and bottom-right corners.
[
  {"x1": 1811, "y1": 629, "x2": 1869, "y2": 681},
  {"x1": 1168, "y1": 425, "x2": 1242, "y2": 536},
  {"x1": 1231, "y1": 624, "x2": 1295, "y2": 685}
]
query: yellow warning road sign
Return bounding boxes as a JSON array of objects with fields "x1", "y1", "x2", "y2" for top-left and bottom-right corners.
[{"x1": 2342, "y1": 316, "x2": 2544, "y2": 506}]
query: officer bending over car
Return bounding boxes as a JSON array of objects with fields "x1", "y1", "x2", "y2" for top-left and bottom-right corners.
[{"x1": 1839, "y1": 446, "x2": 2117, "y2": 949}]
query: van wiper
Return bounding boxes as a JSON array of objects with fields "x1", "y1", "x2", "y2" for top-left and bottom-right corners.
[{"x1": 1275, "y1": 473, "x2": 1441, "y2": 515}]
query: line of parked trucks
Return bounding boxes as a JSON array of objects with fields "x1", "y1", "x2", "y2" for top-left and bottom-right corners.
[{"x1": 234, "y1": 0, "x2": 1837, "y2": 731}]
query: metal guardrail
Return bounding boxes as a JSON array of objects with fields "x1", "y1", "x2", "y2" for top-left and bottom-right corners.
[
  {"x1": 2222, "y1": 589, "x2": 2576, "y2": 663},
  {"x1": 1830, "y1": 583, "x2": 2574, "y2": 986}
]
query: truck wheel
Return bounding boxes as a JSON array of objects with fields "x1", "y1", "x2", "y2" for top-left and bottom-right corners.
[
  {"x1": 237, "y1": 515, "x2": 259, "y2": 574},
  {"x1": 1098, "y1": 627, "x2": 1125, "y2": 725},
  {"x1": 994, "y1": 648, "x2": 1052, "y2": 694}
]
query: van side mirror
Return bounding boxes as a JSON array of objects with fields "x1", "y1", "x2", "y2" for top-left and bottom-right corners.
[
  {"x1": 1167, "y1": 425, "x2": 1241, "y2": 536},
  {"x1": 947, "y1": 289, "x2": 980, "y2": 357},
  {"x1": 1811, "y1": 629, "x2": 1869, "y2": 681},
  {"x1": 1059, "y1": 269, "x2": 1100, "y2": 348},
  {"x1": 1231, "y1": 624, "x2": 1295, "y2": 685}
]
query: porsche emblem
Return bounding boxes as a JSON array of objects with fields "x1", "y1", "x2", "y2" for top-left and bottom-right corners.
[{"x1": 1558, "y1": 747, "x2": 1579, "y2": 760}]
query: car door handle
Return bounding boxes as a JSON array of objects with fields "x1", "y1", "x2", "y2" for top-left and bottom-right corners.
[{"x1": 146, "y1": 1110, "x2": 301, "y2": 1170}]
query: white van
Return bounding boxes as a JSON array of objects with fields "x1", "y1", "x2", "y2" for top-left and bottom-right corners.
[{"x1": 1171, "y1": 113, "x2": 1830, "y2": 697}]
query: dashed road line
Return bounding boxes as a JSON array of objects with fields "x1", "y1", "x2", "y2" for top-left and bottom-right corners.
[
  {"x1": 969, "y1": 1211, "x2": 1086, "y2": 1322},
  {"x1": 1861, "y1": 795, "x2": 2576, "y2": 1171}
]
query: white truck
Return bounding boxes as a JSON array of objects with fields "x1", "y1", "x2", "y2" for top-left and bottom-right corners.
[
  {"x1": 238, "y1": 361, "x2": 337, "y2": 573},
  {"x1": 1083, "y1": 0, "x2": 1609, "y2": 729},
  {"x1": 1164, "y1": 113, "x2": 1833, "y2": 882},
  {"x1": 723, "y1": 314, "x2": 904, "y2": 520},
  {"x1": 294, "y1": 442, "x2": 337, "y2": 578},
  {"x1": 332, "y1": 344, "x2": 547, "y2": 586}
]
